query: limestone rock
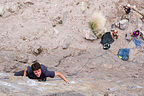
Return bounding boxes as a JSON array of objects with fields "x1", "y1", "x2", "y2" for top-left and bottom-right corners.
[
  {"x1": 115, "y1": 19, "x2": 129, "y2": 30},
  {"x1": 62, "y1": 39, "x2": 71, "y2": 49},
  {"x1": 85, "y1": 29, "x2": 97, "y2": 40},
  {"x1": 0, "y1": 5, "x2": 5, "y2": 16},
  {"x1": 33, "y1": 46, "x2": 43, "y2": 56}
]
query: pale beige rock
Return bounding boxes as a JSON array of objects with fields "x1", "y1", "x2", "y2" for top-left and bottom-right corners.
[
  {"x1": 84, "y1": 29, "x2": 97, "y2": 40},
  {"x1": 115, "y1": 19, "x2": 129, "y2": 30},
  {"x1": 0, "y1": 5, "x2": 4, "y2": 16}
]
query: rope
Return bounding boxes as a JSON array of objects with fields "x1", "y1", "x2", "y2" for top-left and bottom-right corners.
[{"x1": 67, "y1": 52, "x2": 108, "y2": 77}]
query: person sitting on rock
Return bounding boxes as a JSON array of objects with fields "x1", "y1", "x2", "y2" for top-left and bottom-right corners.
[
  {"x1": 112, "y1": 30, "x2": 118, "y2": 39},
  {"x1": 123, "y1": 5, "x2": 131, "y2": 14},
  {"x1": 133, "y1": 30, "x2": 140, "y2": 39},
  {"x1": 14, "y1": 61, "x2": 69, "y2": 83}
]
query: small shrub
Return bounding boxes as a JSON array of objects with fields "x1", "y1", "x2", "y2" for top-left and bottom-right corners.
[{"x1": 89, "y1": 12, "x2": 106, "y2": 39}]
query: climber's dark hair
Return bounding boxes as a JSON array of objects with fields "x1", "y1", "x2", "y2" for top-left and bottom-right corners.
[{"x1": 31, "y1": 61, "x2": 41, "y2": 71}]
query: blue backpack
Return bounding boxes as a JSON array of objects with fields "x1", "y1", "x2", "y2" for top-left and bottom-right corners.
[{"x1": 118, "y1": 48, "x2": 130, "y2": 61}]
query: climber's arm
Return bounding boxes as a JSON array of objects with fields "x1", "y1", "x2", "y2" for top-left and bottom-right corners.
[{"x1": 23, "y1": 67, "x2": 27, "y2": 77}]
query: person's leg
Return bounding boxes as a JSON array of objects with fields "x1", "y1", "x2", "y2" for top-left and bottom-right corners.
[
  {"x1": 116, "y1": 35, "x2": 118, "y2": 39},
  {"x1": 14, "y1": 70, "x2": 24, "y2": 76},
  {"x1": 140, "y1": 33, "x2": 144, "y2": 40}
]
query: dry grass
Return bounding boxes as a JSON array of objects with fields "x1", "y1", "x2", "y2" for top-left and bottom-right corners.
[{"x1": 89, "y1": 12, "x2": 106, "y2": 39}]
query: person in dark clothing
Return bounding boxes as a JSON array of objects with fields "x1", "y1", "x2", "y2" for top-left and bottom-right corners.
[
  {"x1": 14, "y1": 61, "x2": 69, "y2": 83},
  {"x1": 123, "y1": 5, "x2": 131, "y2": 14}
]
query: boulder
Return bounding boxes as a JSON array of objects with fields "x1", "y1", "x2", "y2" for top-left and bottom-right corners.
[
  {"x1": 85, "y1": 29, "x2": 97, "y2": 40},
  {"x1": 115, "y1": 19, "x2": 129, "y2": 30}
]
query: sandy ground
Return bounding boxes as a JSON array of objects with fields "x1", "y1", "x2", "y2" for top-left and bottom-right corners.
[{"x1": 0, "y1": 0, "x2": 144, "y2": 96}]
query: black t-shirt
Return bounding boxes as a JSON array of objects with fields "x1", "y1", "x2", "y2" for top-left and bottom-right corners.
[{"x1": 26, "y1": 64, "x2": 55, "y2": 81}]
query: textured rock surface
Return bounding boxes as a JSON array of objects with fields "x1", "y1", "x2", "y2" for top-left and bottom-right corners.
[
  {"x1": 0, "y1": 0, "x2": 144, "y2": 96},
  {"x1": 0, "y1": 72, "x2": 144, "y2": 96}
]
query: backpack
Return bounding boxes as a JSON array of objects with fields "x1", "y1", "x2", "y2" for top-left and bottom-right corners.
[{"x1": 118, "y1": 48, "x2": 130, "y2": 61}]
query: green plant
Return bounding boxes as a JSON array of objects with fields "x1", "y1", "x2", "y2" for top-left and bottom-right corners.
[
  {"x1": 53, "y1": 24, "x2": 56, "y2": 27},
  {"x1": 33, "y1": 46, "x2": 43, "y2": 56},
  {"x1": 89, "y1": 21, "x2": 99, "y2": 35},
  {"x1": 89, "y1": 12, "x2": 106, "y2": 39},
  {"x1": 58, "y1": 20, "x2": 63, "y2": 24}
]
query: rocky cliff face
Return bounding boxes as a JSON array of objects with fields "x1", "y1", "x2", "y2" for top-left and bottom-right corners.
[
  {"x1": 0, "y1": 72, "x2": 144, "y2": 96},
  {"x1": 0, "y1": 0, "x2": 144, "y2": 96}
]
